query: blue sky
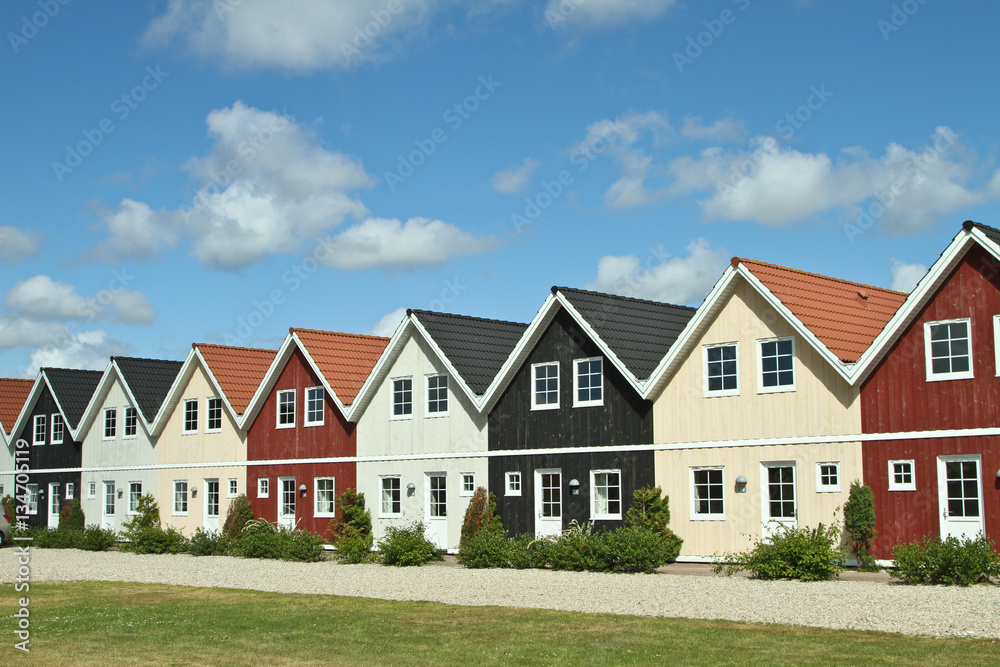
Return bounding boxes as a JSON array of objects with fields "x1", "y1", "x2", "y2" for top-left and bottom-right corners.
[{"x1": 2, "y1": 0, "x2": 1000, "y2": 377}]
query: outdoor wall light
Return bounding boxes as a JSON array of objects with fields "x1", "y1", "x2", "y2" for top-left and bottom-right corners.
[
  {"x1": 299, "y1": 484, "x2": 307, "y2": 498},
  {"x1": 996, "y1": 468, "x2": 1000, "y2": 480},
  {"x1": 568, "y1": 479, "x2": 580, "y2": 495},
  {"x1": 735, "y1": 475, "x2": 748, "y2": 493},
  {"x1": 191, "y1": 487, "x2": 197, "y2": 498},
  {"x1": 406, "y1": 482, "x2": 416, "y2": 497},
  {"x1": 117, "y1": 488, "x2": 123, "y2": 498}
]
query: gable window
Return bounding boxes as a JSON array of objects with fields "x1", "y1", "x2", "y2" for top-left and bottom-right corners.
[
  {"x1": 817, "y1": 462, "x2": 841, "y2": 493},
  {"x1": 173, "y1": 480, "x2": 188, "y2": 515},
  {"x1": 128, "y1": 482, "x2": 142, "y2": 514},
  {"x1": 591, "y1": 470, "x2": 622, "y2": 520},
  {"x1": 925, "y1": 319, "x2": 973, "y2": 381},
  {"x1": 380, "y1": 476, "x2": 401, "y2": 517},
  {"x1": 574, "y1": 358, "x2": 603, "y2": 407},
  {"x1": 505, "y1": 471, "x2": 522, "y2": 496},
  {"x1": 531, "y1": 362, "x2": 560, "y2": 410},
  {"x1": 277, "y1": 390, "x2": 296, "y2": 428},
  {"x1": 104, "y1": 408, "x2": 117, "y2": 439},
  {"x1": 124, "y1": 406, "x2": 138, "y2": 438},
  {"x1": 426, "y1": 374, "x2": 448, "y2": 416},
  {"x1": 705, "y1": 343, "x2": 739, "y2": 396},
  {"x1": 33, "y1": 415, "x2": 46, "y2": 445},
  {"x1": 88, "y1": 482, "x2": 96, "y2": 499},
  {"x1": 460, "y1": 473, "x2": 475, "y2": 497},
  {"x1": 392, "y1": 377, "x2": 413, "y2": 418},
  {"x1": 888, "y1": 460, "x2": 915, "y2": 491},
  {"x1": 51, "y1": 413, "x2": 64, "y2": 444},
  {"x1": 692, "y1": 467, "x2": 725, "y2": 519},
  {"x1": 228, "y1": 479, "x2": 238, "y2": 498},
  {"x1": 207, "y1": 397, "x2": 223, "y2": 432},
  {"x1": 257, "y1": 478, "x2": 270, "y2": 499},
  {"x1": 314, "y1": 477, "x2": 335, "y2": 517},
  {"x1": 305, "y1": 387, "x2": 324, "y2": 426},
  {"x1": 759, "y1": 337, "x2": 795, "y2": 392},
  {"x1": 183, "y1": 399, "x2": 198, "y2": 434}
]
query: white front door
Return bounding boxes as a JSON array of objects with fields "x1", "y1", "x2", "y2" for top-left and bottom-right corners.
[
  {"x1": 425, "y1": 472, "x2": 448, "y2": 550},
  {"x1": 102, "y1": 481, "x2": 116, "y2": 529},
  {"x1": 762, "y1": 462, "x2": 797, "y2": 540},
  {"x1": 937, "y1": 455, "x2": 984, "y2": 541},
  {"x1": 48, "y1": 483, "x2": 61, "y2": 528},
  {"x1": 204, "y1": 478, "x2": 220, "y2": 531},
  {"x1": 278, "y1": 477, "x2": 296, "y2": 527},
  {"x1": 534, "y1": 469, "x2": 562, "y2": 538}
]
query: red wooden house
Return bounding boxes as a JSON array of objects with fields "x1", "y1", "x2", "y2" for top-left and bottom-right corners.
[
  {"x1": 852, "y1": 221, "x2": 1000, "y2": 558},
  {"x1": 241, "y1": 328, "x2": 389, "y2": 535}
]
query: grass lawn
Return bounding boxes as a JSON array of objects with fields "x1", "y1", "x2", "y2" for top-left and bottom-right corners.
[{"x1": 1, "y1": 582, "x2": 997, "y2": 665}]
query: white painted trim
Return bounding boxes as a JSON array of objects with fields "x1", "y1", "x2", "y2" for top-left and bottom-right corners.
[
  {"x1": 379, "y1": 474, "x2": 402, "y2": 518},
  {"x1": 182, "y1": 398, "x2": 199, "y2": 434},
  {"x1": 257, "y1": 477, "x2": 269, "y2": 499},
  {"x1": 757, "y1": 336, "x2": 797, "y2": 394},
  {"x1": 504, "y1": 471, "x2": 522, "y2": 496},
  {"x1": 993, "y1": 315, "x2": 1000, "y2": 377},
  {"x1": 50, "y1": 413, "x2": 64, "y2": 444},
  {"x1": 228, "y1": 478, "x2": 238, "y2": 498},
  {"x1": 887, "y1": 459, "x2": 916, "y2": 491},
  {"x1": 702, "y1": 342, "x2": 739, "y2": 398},
  {"x1": 424, "y1": 373, "x2": 450, "y2": 418},
  {"x1": 690, "y1": 466, "x2": 726, "y2": 521},
  {"x1": 313, "y1": 476, "x2": 336, "y2": 518},
  {"x1": 530, "y1": 361, "x2": 560, "y2": 411},
  {"x1": 389, "y1": 375, "x2": 415, "y2": 420},
  {"x1": 815, "y1": 461, "x2": 841, "y2": 493},
  {"x1": 33, "y1": 414, "x2": 46, "y2": 445},
  {"x1": 936, "y1": 453, "x2": 985, "y2": 539},
  {"x1": 123, "y1": 406, "x2": 139, "y2": 439},
  {"x1": 275, "y1": 389, "x2": 296, "y2": 429},
  {"x1": 573, "y1": 357, "x2": 604, "y2": 408},
  {"x1": 206, "y1": 397, "x2": 224, "y2": 433},
  {"x1": 173, "y1": 479, "x2": 189, "y2": 516},
  {"x1": 459, "y1": 472, "x2": 475, "y2": 497},
  {"x1": 102, "y1": 408, "x2": 117, "y2": 440},
  {"x1": 923, "y1": 318, "x2": 974, "y2": 382},
  {"x1": 304, "y1": 386, "x2": 326, "y2": 427},
  {"x1": 590, "y1": 469, "x2": 622, "y2": 521}
]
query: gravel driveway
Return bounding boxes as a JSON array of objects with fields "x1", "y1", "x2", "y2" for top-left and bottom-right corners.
[{"x1": 4, "y1": 548, "x2": 999, "y2": 639}]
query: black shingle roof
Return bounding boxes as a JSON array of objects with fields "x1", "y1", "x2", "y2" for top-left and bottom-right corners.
[
  {"x1": 555, "y1": 287, "x2": 697, "y2": 381},
  {"x1": 409, "y1": 310, "x2": 528, "y2": 395},
  {"x1": 965, "y1": 220, "x2": 1000, "y2": 246},
  {"x1": 43, "y1": 368, "x2": 103, "y2": 430},
  {"x1": 113, "y1": 357, "x2": 183, "y2": 423}
]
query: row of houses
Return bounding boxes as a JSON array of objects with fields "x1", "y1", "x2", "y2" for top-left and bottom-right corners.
[{"x1": 2, "y1": 220, "x2": 998, "y2": 561}]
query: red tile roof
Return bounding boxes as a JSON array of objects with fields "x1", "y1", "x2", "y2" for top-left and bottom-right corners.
[
  {"x1": 291, "y1": 329, "x2": 390, "y2": 405},
  {"x1": 0, "y1": 378, "x2": 34, "y2": 434},
  {"x1": 195, "y1": 344, "x2": 277, "y2": 415},
  {"x1": 737, "y1": 258, "x2": 908, "y2": 363}
]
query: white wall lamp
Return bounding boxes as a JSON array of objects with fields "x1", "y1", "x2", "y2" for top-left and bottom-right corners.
[
  {"x1": 735, "y1": 475, "x2": 748, "y2": 493},
  {"x1": 406, "y1": 482, "x2": 416, "y2": 497},
  {"x1": 568, "y1": 479, "x2": 581, "y2": 496},
  {"x1": 299, "y1": 484, "x2": 307, "y2": 498}
]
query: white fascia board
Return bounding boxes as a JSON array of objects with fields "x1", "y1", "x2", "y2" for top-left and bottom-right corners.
[
  {"x1": 111, "y1": 359, "x2": 159, "y2": 437},
  {"x1": 238, "y1": 331, "x2": 298, "y2": 430},
  {"x1": 410, "y1": 316, "x2": 481, "y2": 406},
  {"x1": 69, "y1": 360, "x2": 118, "y2": 442},
  {"x1": 149, "y1": 348, "x2": 199, "y2": 436},
  {"x1": 7, "y1": 373, "x2": 45, "y2": 447},
  {"x1": 344, "y1": 318, "x2": 412, "y2": 423},
  {"x1": 193, "y1": 349, "x2": 249, "y2": 431},
  {"x1": 289, "y1": 332, "x2": 350, "y2": 421},
  {"x1": 642, "y1": 266, "x2": 739, "y2": 400}
]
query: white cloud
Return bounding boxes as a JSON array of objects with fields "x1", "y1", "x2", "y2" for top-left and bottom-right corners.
[
  {"x1": 0, "y1": 317, "x2": 68, "y2": 350},
  {"x1": 4, "y1": 275, "x2": 156, "y2": 325},
  {"x1": 144, "y1": 0, "x2": 441, "y2": 72},
  {"x1": 318, "y1": 217, "x2": 499, "y2": 271},
  {"x1": 545, "y1": 0, "x2": 676, "y2": 29},
  {"x1": 0, "y1": 226, "x2": 41, "y2": 262},
  {"x1": 492, "y1": 158, "x2": 540, "y2": 194},
  {"x1": 368, "y1": 307, "x2": 408, "y2": 337},
  {"x1": 25, "y1": 330, "x2": 128, "y2": 376},
  {"x1": 680, "y1": 117, "x2": 746, "y2": 143},
  {"x1": 586, "y1": 238, "x2": 728, "y2": 305},
  {"x1": 90, "y1": 199, "x2": 178, "y2": 262},
  {"x1": 889, "y1": 259, "x2": 927, "y2": 293}
]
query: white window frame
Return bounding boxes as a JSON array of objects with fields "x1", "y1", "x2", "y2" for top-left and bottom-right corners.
[
  {"x1": 88, "y1": 481, "x2": 96, "y2": 499},
  {"x1": 703, "y1": 342, "x2": 740, "y2": 397},
  {"x1": 758, "y1": 336, "x2": 796, "y2": 393},
  {"x1": 304, "y1": 386, "x2": 325, "y2": 426},
  {"x1": 690, "y1": 466, "x2": 726, "y2": 520},
  {"x1": 276, "y1": 389, "x2": 296, "y2": 428},
  {"x1": 103, "y1": 408, "x2": 117, "y2": 440},
  {"x1": 590, "y1": 469, "x2": 622, "y2": 521},
  {"x1": 314, "y1": 477, "x2": 336, "y2": 518},
  {"x1": 505, "y1": 471, "x2": 522, "y2": 496},
  {"x1": 33, "y1": 414, "x2": 46, "y2": 445},
  {"x1": 390, "y1": 376, "x2": 413, "y2": 420},
  {"x1": 128, "y1": 482, "x2": 142, "y2": 515},
  {"x1": 228, "y1": 478, "x2": 238, "y2": 498},
  {"x1": 816, "y1": 462, "x2": 841, "y2": 493},
  {"x1": 460, "y1": 473, "x2": 475, "y2": 497},
  {"x1": 380, "y1": 475, "x2": 402, "y2": 518},
  {"x1": 124, "y1": 406, "x2": 138, "y2": 438},
  {"x1": 183, "y1": 399, "x2": 199, "y2": 434},
  {"x1": 573, "y1": 357, "x2": 604, "y2": 408},
  {"x1": 425, "y1": 374, "x2": 449, "y2": 417},
  {"x1": 206, "y1": 397, "x2": 223, "y2": 433},
  {"x1": 888, "y1": 459, "x2": 916, "y2": 491},
  {"x1": 994, "y1": 315, "x2": 1000, "y2": 377},
  {"x1": 65, "y1": 483, "x2": 75, "y2": 500},
  {"x1": 26, "y1": 484, "x2": 39, "y2": 514},
  {"x1": 924, "y1": 318, "x2": 974, "y2": 382},
  {"x1": 531, "y1": 362, "x2": 560, "y2": 411},
  {"x1": 50, "y1": 413, "x2": 64, "y2": 444},
  {"x1": 173, "y1": 480, "x2": 189, "y2": 516},
  {"x1": 257, "y1": 477, "x2": 270, "y2": 499}
]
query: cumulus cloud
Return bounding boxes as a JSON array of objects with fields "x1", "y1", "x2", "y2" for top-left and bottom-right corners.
[
  {"x1": 492, "y1": 158, "x2": 540, "y2": 194},
  {"x1": 889, "y1": 259, "x2": 927, "y2": 293},
  {"x1": 317, "y1": 217, "x2": 499, "y2": 271},
  {"x1": 544, "y1": 0, "x2": 677, "y2": 28},
  {"x1": 89, "y1": 199, "x2": 178, "y2": 263},
  {"x1": 0, "y1": 317, "x2": 69, "y2": 350},
  {"x1": 25, "y1": 330, "x2": 129, "y2": 376},
  {"x1": 368, "y1": 307, "x2": 408, "y2": 337},
  {"x1": 586, "y1": 238, "x2": 728, "y2": 305},
  {"x1": 5, "y1": 275, "x2": 156, "y2": 325},
  {"x1": 0, "y1": 226, "x2": 41, "y2": 262},
  {"x1": 679, "y1": 117, "x2": 746, "y2": 143}
]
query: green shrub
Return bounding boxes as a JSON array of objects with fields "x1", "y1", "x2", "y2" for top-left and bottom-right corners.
[
  {"x1": 508, "y1": 533, "x2": 551, "y2": 569},
  {"x1": 188, "y1": 528, "x2": 230, "y2": 556},
  {"x1": 327, "y1": 489, "x2": 372, "y2": 541},
  {"x1": 283, "y1": 528, "x2": 325, "y2": 562},
  {"x1": 600, "y1": 526, "x2": 681, "y2": 573},
  {"x1": 122, "y1": 493, "x2": 161, "y2": 532},
  {"x1": 2, "y1": 495, "x2": 15, "y2": 522},
  {"x1": 231, "y1": 518, "x2": 325, "y2": 562},
  {"x1": 123, "y1": 526, "x2": 189, "y2": 554},
  {"x1": 892, "y1": 534, "x2": 1000, "y2": 586},
  {"x1": 59, "y1": 498, "x2": 86, "y2": 530},
  {"x1": 378, "y1": 521, "x2": 442, "y2": 566},
  {"x1": 80, "y1": 525, "x2": 117, "y2": 551},
  {"x1": 30, "y1": 526, "x2": 83, "y2": 549},
  {"x1": 714, "y1": 523, "x2": 846, "y2": 581},
  {"x1": 334, "y1": 531, "x2": 376, "y2": 564},
  {"x1": 624, "y1": 486, "x2": 683, "y2": 561},
  {"x1": 457, "y1": 527, "x2": 510, "y2": 568},
  {"x1": 547, "y1": 521, "x2": 606, "y2": 572},
  {"x1": 843, "y1": 480, "x2": 878, "y2": 571},
  {"x1": 459, "y1": 487, "x2": 503, "y2": 552},
  {"x1": 222, "y1": 494, "x2": 254, "y2": 539}
]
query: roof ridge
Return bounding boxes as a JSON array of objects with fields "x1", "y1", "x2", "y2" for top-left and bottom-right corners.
[
  {"x1": 41, "y1": 367, "x2": 104, "y2": 374},
  {"x1": 408, "y1": 309, "x2": 528, "y2": 327},
  {"x1": 290, "y1": 327, "x2": 390, "y2": 341},
  {"x1": 963, "y1": 219, "x2": 1000, "y2": 235},
  {"x1": 553, "y1": 285, "x2": 698, "y2": 311},
  {"x1": 111, "y1": 356, "x2": 183, "y2": 364},
  {"x1": 194, "y1": 342, "x2": 277, "y2": 353},
  {"x1": 735, "y1": 257, "x2": 908, "y2": 296}
]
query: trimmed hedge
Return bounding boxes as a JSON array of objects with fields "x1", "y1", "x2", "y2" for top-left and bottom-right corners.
[{"x1": 892, "y1": 534, "x2": 1000, "y2": 586}]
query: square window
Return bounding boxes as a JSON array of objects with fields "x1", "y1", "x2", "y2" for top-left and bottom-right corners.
[
  {"x1": 314, "y1": 477, "x2": 335, "y2": 517},
  {"x1": 380, "y1": 476, "x2": 401, "y2": 517},
  {"x1": 277, "y1": 390, "x2": 296, "y2": 428},
  {"x1": 426, "y1": 375, "x2": 449, "y2": 415},
  {"x1": 104, "y1": 408, "x2": 117, "y2": 439},
  {"x1": 392, "y1": 377, "x2": 413, "y2": 418},
  {"x1": 460, "y1": 473, "x2": 475, "y2": 496},
  {"x1": 88, "y1": 482, "x2": 96, "y2": 499},
  {"x1": 925, "y1": 319, "x2": 973, "y2": 381},
  {"x1": 305, "y1": 387, "x2": 324, "y2": 426},
  {"x1": 591, "y1": 470, "x2": 622, "y2": 520},
  {"x1": 66, "y1": 483, "x2": 75, "y2": 500},
  {"x1": 128, "y1": 482, "x2": 142, "y2": 514},
  {"x1": 51, "y1": 413, "x2": 64, "y2": 444},
  {"x1": 888, "y1": 460, "x2": 916, "y2": 491},
  {"x1": 124, "y1": 406, "x2": 138, "y2": 438},
  {"x1": 817, "y1": 462, "x2": 841, "y2": 492},
  {"x1": 505, "y1": 471, "x2": 522, "y2": 496},
  {"x1": 692, "y1": 468, "x2": 725, "y2": 519},
  {"x1": 257, "y1": 478, "x2": 270, "y2": 499},
  {"x1": 705, "y1": 343, "x2": 739, "y2": 396},
  {"x1": 33, "y1": 414, "x2": 46, "y2": 445},
  {"x1": 183, "y1": 399, "x2": 199, "y2": 434},
  {"x1": 574, "y1": 358, "x2": 603, "y2": 407},
  {"x1": 531, "y1": 362, "x2": 559, "y2": 410},
  {"x1": 228, "y1": 478, "x2": 238, "y2": 498},
  {"x1": 174, "y1": 480, "x2": 188, "y2": 515},
  {"x1": 759, "y1": 338, "x2": 795, "y2": 392},
  {"x1": 207, "y1": 397, "x2": 223, "y2": 432}
]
